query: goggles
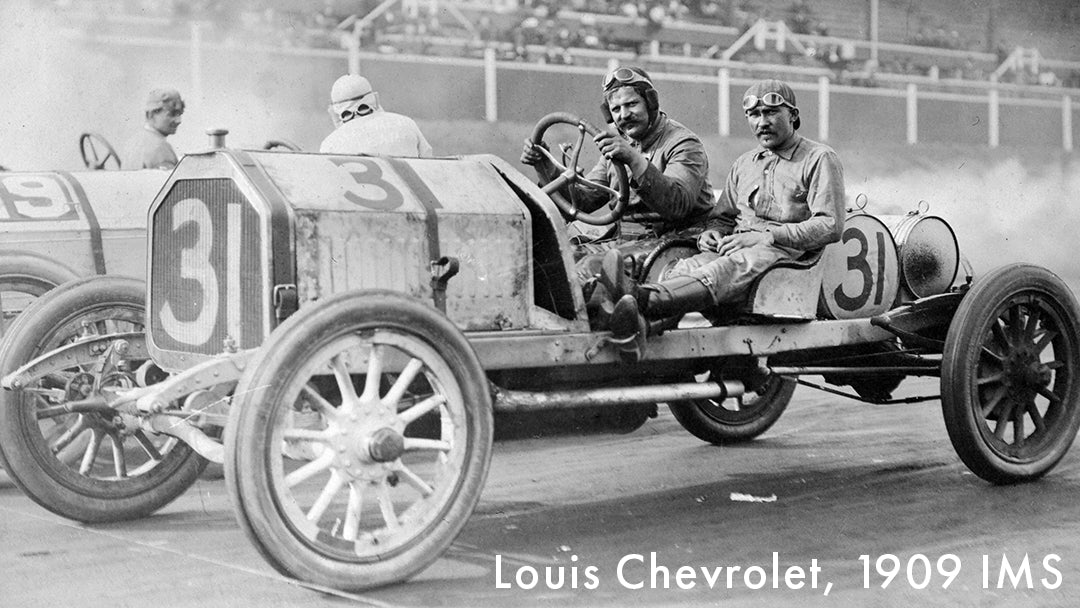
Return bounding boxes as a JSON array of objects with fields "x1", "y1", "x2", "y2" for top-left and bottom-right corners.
[
  {"x1": 339, "y1": 105, "x2": 374, "y2": 121},
  {"x1": 742, "y1": 91, "x2": 795, "y2": 111},
  {"x1": 603, "y1": 67, "x2": 653, "y2": 92}
]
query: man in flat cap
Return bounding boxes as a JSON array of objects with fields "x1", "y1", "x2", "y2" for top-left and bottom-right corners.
[
  {"x1": 126, "y1": 88, "x2": 185, "y2": 170},
  {"x1": 599, "y1": 79, "x2": 847, "y2": 353}
]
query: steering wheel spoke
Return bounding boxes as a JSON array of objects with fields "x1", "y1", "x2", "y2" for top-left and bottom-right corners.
[
  {"x1": 541, "y1": 172, "x2": 572, "y2": 195},
  {"x1": 579, "y1": 178, "x2": 622, "y2": 200},
  {"x1": 79, "y1": 133, "x2": 121, "y2": 171},
  {"x1": 535, "y1": 144, "x2": 569, "y2": 174},
  {"x1": 527, "y1": 111, "x2": 630, "y2": 226}
]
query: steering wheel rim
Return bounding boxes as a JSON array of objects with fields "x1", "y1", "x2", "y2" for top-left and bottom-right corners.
[
  {"x1": 262, "y1": 139, "x2": 302, "y2": 152},
  {"x1": 528, "y1": 112, "x2": 630, "y2": 226},
  {"x1": 79, "y1": 132, "x2": 121, "y2": 170}
]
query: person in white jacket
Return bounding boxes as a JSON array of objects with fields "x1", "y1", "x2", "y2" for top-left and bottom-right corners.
[{"x1": 319, "y1": 74, "x2": 433, "y2": 158}]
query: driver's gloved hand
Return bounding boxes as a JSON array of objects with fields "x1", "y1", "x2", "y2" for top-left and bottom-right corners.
[{"x1": 520, "y1": 139, "x2": 549, "y2": 166}]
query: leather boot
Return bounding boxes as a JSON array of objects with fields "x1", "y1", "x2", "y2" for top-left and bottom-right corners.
[
  {"x1": 638, "y1": 275, "x2": 715, "y2": 320},
  {"x1": 584, "y1": 280, "x2": 614, "y2": 330},
  {"x1": 607, "y1": 275, "x2": 713, "y2": 349},
  {"x1": 609, "y1": 294, "x2": 647, "y2": 362},
  {"x1": 599, "y1": 249, "x2": 637, "y2": 302}
]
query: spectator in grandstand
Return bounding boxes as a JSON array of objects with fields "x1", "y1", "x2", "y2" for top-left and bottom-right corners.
[
  {"x1": 519, "y1": 66, "x2": 717, "y2": 323},
  {"x1": 319, "y1": 74, "x2": 433, "y2": 157},
  {"x1": 786, "y1": 0, "x2": 815, "y2": 34},
  {"x1": 596, "y1": 79, "x2": 845, "y2": 355},
  {"x1": 125, "y1": 88, "x2": 185, "y2": 170}
]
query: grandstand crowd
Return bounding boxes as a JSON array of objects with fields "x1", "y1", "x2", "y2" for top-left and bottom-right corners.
[{"x1": 62, "y1": 0, "x2": 1080, "y2": 89}]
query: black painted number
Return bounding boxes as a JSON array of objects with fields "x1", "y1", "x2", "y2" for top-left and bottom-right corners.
[{"x1": 833, "y1": 227, "x2": 886, "y2": 312}]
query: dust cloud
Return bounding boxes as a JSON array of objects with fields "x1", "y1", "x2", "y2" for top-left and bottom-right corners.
[
  {"x1": 1, "y1": 1, "x2": 336, "y2": 170},
  {"x1": 848, "y1": 154, "x2": 1080, "y2": 292}
]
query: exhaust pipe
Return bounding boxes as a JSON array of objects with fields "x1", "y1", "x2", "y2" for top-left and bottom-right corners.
[{"x1": 493, "y1": 381, "x2": 745, "y2": 412}]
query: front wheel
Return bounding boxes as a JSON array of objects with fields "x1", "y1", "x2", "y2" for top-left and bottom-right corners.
[
  {"x1": 226, "y1": 290, "x2": 493, "y2": 591},
  {"x1": 0, "y1": 276, "x2": 205, "y2": 522},
  {"x1": 941, "y1": 263, "x2": 1080, "y2": 484},
  {"x1": 668, "y1": 374, "x2": 796, "y2": 444}
]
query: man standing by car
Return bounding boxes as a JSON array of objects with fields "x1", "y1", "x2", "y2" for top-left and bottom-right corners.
[
  {"x1": 126, "y1": 88, "x2": 185, "y2": 170},
  {"x1": 319, "y1": 74, "x2": 433, "y2": 158},
  {"x1": 600, "y1": 78, "x2": 846, "y2": 351},
  {"x1": 520, "y1": 66, "x2": 718, "y2": 281}
]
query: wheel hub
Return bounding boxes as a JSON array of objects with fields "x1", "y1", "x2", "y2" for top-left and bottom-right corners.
[
  {"x1": 65, "y1": 372, "x2": 96, "y2": 401},
  {"x1": 367, "y1": 427, "x2": 405, "y2": 462},
  {"x1": 327, "y1": 401, "x2": 404, "y2": 481},
  {"x1": 1003, "y1": 348, "x2": 1050, "y2": 390}
]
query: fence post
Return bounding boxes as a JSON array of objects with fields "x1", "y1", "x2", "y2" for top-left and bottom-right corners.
[
  {"x1": 484, "y1": 47, "x2": 497, "y2": 123},
  {"x1": 190, "y1": 22, "x2": 203, "y2": 107},
  {"x1": 718, "y1": 68, "x2": 730, "y2": 138},
  {"x1": 817, "y1": 76, "x2": 829, "y2": 142},
  {"x1": 988, "y1": 88, "x2": 999, "y2": 148},
  {"x1": 346, "y1": 31, "x2": 360, "y2": 75},
  {"x1": 906, "y1": 83, "x2": 918, "y2": 145},
  {"x1": 1063, "y1": 95, "x2": 1073, "y2": 152}
]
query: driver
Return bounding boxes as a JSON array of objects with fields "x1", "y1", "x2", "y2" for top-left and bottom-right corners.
[
  {"x1": 520, "y1": 66, "x2": 719, "y2": 292},
  {"x1": 125, "y1": 88, "x2": 185, "y2": 170}
]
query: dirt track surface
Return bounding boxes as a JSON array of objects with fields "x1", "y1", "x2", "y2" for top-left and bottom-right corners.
[{"x1": 2, "y1": 377, "x2": 1078, "y2": 608}]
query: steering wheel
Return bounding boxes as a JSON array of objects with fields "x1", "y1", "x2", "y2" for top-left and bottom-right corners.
[
  {"x1": 528, "y1": 112, "x2": 630, "y2": 226},
  {"x1": 262, "y1": 139, "x2": 302, "y2": 152},
  {"x1": 79, "y1": 132, "x2": 121, "y2": 170}
]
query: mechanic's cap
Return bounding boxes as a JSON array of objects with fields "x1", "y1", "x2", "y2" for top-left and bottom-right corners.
[
  {"x1": 331, "y1": 74, "x2": 374, "y2": 106},
  {"x1": 146, "y1": 88, "x2": 184, "y2": 113},
  {"x1": 742, "y1": 79, "x2": 799, "y2": 129}
]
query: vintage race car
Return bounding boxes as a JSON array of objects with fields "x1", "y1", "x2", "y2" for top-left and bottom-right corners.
[
  {"x1": 0, "y1": 133, "x2": 163, "y2": 332},
  {"x1": 0, "y1": 132, "x2": 302, "y2": 335},
  {"x1": 0, "y1": 112, "x2": 1077, "y2": 592}
]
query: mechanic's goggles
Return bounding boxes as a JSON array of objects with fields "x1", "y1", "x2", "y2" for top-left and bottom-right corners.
[
  {"x1": 339, "y1": 104, "x2": 374, "y2": 121},
  {"x1": 603, "y1": 67, "x2": 653, "y2": 92},
  {"x1": 742, "y1": 92, "x2": 795, "y2": 111}
]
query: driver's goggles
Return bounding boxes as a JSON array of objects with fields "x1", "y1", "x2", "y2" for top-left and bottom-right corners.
[
  {"x1": 603, "y1": 67, "x2": 653, "y2": 91},
  {"x1": 742, "y1": 92, "x2": 795, "y2": 111}
]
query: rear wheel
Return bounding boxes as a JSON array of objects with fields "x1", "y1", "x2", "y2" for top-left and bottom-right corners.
[
  {"x1": 226, "y1": 290, "x2": 493, "y2": 591},
  {"x1": 0, "y1": 255, "x2": 79, "y2": 337},
  {"x1": 0, "y1": 276, "x2": 205, "y2": 521},
  {"x1": 941, "y1": 264, "x2": 1080, "y2": 483},
  {"x1": 668, "y1": 373, "x2": 795, "y2": 444}
]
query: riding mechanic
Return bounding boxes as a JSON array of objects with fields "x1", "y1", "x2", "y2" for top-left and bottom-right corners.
[{"x1": 125, "y1": 88, "x2": 185, "y2": 170}]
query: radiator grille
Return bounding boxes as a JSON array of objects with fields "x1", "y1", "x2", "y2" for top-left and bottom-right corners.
[{"x1": 149, "y1": 178, "x2": 265, "y2": 357}]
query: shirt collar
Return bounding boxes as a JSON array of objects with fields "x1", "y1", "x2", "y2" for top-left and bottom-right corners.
[
  {"x1": 144, "y1": 123, "x2": 167, "y2": 137},
  {"x1": 753, "y1": 133, "x2": 802, "y2": 161}
]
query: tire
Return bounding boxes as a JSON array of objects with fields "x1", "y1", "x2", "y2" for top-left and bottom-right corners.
[
  {"x1": 225, "y1": 290, "x2": 493, "y2": 591},
  {"x1": 668, "y1": 374, "x2": 796, "y2": 444},
  {"x1": 640, "y1": 239, "x2": 698, "y2": 283},
  {"x1": 0, "y1": 253, "x2": 79, "y2": 337},
  {"x1": 0, "y1": 275, "x2": 206, "y2": 522},
  {"x1": 941, "y1": 263, "x2": 1080, "y2": 484}
]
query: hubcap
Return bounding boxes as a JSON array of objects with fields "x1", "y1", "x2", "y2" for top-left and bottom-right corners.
[{"x1": 367, "y1": 427, "x2": 405, "y2": 462}]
